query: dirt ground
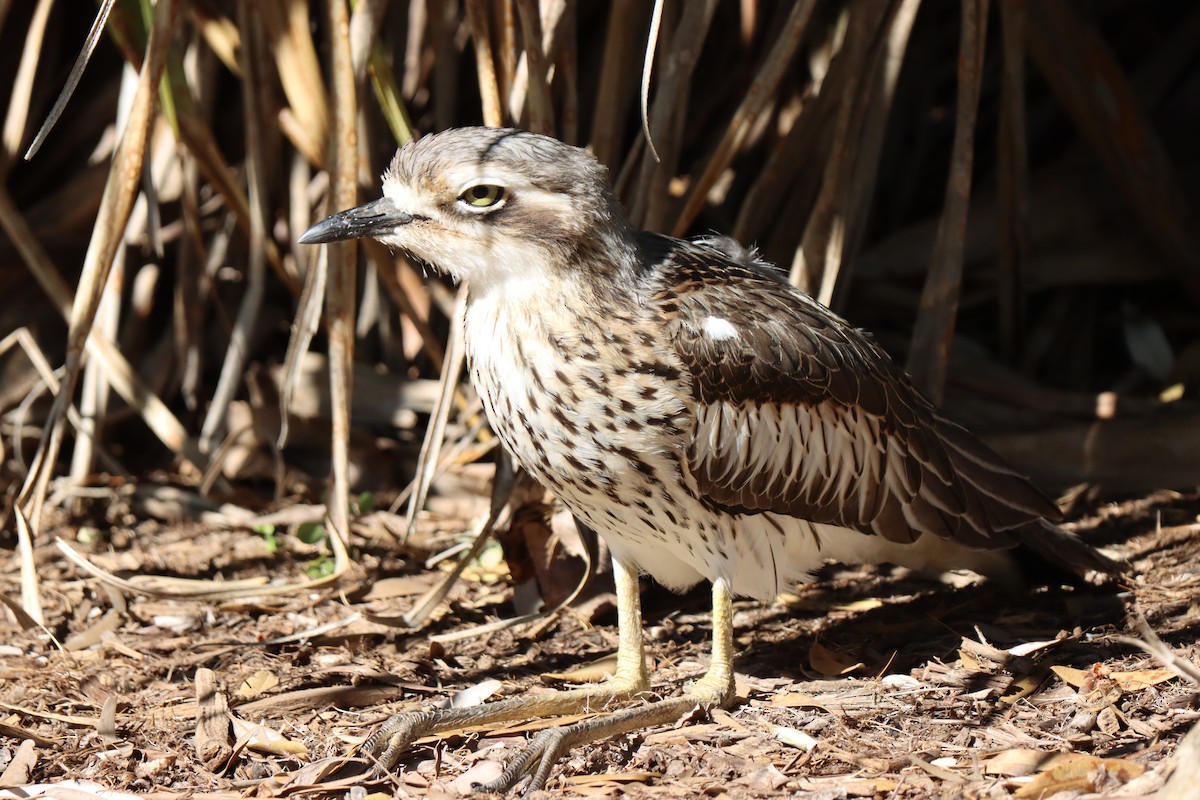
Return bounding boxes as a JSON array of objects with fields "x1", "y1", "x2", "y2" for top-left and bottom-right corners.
[{"x1": 1, "y1": 487, "x2": 1198, "y2": 799}]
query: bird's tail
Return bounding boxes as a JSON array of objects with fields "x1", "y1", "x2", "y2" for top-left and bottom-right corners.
[{"x1": 1011, "y1": 518, "x2": 1125, "y2": 583}]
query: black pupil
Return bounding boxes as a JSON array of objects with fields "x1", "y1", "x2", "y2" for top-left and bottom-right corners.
[{"x1": 472, "y1": 187, "x2": 490, "y2": 200}]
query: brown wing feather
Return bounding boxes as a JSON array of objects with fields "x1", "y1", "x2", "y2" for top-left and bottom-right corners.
[{"x1": 654, "y1": 237, "x2": 1061, "y2": 549}]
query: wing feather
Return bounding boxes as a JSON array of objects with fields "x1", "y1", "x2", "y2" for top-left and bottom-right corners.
[{"x1": 656, "y1": 238, "x2": 1061, "y2": 549}]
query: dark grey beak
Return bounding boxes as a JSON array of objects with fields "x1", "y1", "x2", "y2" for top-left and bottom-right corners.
[{"x1": 298, "y1": 197, "x2": 414, "y2": 244}]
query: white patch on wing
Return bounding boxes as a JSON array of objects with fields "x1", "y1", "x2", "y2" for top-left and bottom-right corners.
[{"x1": 702, "y1": 316, "x2": 740, "y2": 341}]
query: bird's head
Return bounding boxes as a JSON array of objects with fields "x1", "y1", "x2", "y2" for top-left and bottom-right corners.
[{"x1": 300, "y1": 127, "x2": 638, "y2": 292}]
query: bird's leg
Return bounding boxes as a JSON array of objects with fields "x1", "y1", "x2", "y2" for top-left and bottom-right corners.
[
  {"x1": 362, "y1": 557, "x2": 652, "y2": 778},
  {"x1": 475, "y1": 575, "x2": 737, "y2": 795}
]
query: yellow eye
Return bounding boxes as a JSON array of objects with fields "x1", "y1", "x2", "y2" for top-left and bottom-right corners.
[{"x1": 460, "y1": 184, "x2": 506, "y2": 208}]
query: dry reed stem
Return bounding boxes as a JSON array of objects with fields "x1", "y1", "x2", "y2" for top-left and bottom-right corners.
[
  {"x1": 906, "y1": 0, "x2": 989, "y2": 403},
  {"x1": 17, "y1": 0, "x2": 179, "y2": 534},
  {"x1": 325, "y1": 0, "x2": 360, "y2": 548},
  {"x1": 673, "y1": 0, "x2": 816, "y2": 238}
]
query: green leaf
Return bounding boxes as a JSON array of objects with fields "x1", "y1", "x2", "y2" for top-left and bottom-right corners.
[
  {"x1": 306, "y1": 555, "x2": 335, "y2": 579},
  {"x1": 296, "y1": 522, "x2": 327, "y2": 546}
]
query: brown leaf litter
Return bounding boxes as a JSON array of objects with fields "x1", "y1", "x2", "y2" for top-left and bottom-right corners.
[{"x1": 1, "y1": 491, "x2": 1198, "y2": 799}]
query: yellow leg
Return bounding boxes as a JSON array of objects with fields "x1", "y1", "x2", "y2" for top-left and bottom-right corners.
[
  {"x1": 363, "y1": 565, "x2": 737, "y2": 795},
  {"x1": 364, "y1": 557, "x2": 652, "y2": 775},
  {"x1": 475, "y1": 575, "x2": 737, "y2": 794}
]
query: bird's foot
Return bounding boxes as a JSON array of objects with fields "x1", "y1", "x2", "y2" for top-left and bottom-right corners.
[
  {"x1": 358, "y1": 681, "x2": 646, "y2": 784},
  {"x1": 475, "y1": 675, "x2": 736, "y2": 795}
]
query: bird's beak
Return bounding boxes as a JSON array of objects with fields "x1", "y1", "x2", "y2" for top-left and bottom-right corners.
[{"x1": 298, "y1": 197, "x2": 414, "y2": 244}]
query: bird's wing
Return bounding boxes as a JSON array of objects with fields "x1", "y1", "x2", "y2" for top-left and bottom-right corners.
[{"x1": 656, "y1": 240, "x2": 1060, "y2": 548}]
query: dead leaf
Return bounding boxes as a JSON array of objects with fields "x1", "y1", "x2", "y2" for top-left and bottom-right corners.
[
  {"x1": 835, "y1": 598, "x2": 884, "y2": 612},
  {"x1": 361, "y1": 574, "x2": 439, "y2": 600},
  {"x1": 1051, "y1": 664, "x2": 1176, "y2": 692},
  {"x1": 449, "y1": 760, "x2": 504, "y2": 794},
  {"x1": 643, "y1": 723, "x2": 723, "y2": 746},
  {"x1": 778, "y1": 594, "x2": 883, "y2": 613},
  {"x1": 230, "y1": 716, "x2": 308, "y2": 757},
  {"x1": 564, "y1": 771, "x2": 660, "y2": 786},
  {"x1": 1008, "y1": 639, "x2": 1067, "y2": 658},
  {"x1": 984, "y1": 749, "x2": 1056, "y2": 777},
  {"x1": 809, "y1": 642, "x2": 865, "y2": 676},
  {"x1": 1015, "y1": 753, "x2": 1145, "y2": 798},
  {"x1": 445, "y1": 678, "x2": 502, "y2": 709},
  {"x1": 235, "y1": 670, "x2": 279, "y2": 699},
  {"x1": 1097, "y1": 706, "x2": 1122, "y2": 735},
  {"x1": 543, "y1": 653, "x2": 618, "y2": 683},
  {"x1": 711, "y1": 708, "x2": 749, "y2": 731},
  {"x1": 773, "y1": 725, "x2": 818, "y2": 750},
  {"x1": 1001, "y1": 672, "x2": 1047, "y2": 705},
  {"x1": 0, "y1": 739, "x2": 36, "y2": 785}
]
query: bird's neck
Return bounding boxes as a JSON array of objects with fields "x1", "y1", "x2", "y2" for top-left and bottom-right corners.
[{"x1": 463, "y1": 224, "x2": 645, "y2": 311}]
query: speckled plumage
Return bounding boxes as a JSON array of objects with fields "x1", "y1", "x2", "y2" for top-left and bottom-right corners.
[
  {"x1": 300, "y1": 127, "x2": 1118, "y2": 793},
  {"x1": 460, "y1": 222, "x2": 1117, "y2": 599},
  {"x1": 302, "y1": 126, "x2": 1116, "y2": 593}
]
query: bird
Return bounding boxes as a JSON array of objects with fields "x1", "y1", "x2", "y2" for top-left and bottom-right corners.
[{"x1": 300, "y1": 127, "x2": 1119, "y2": 793}]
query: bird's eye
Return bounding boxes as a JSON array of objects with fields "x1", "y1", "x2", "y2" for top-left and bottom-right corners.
[{"x1": 459, "y1": 184, "x2": 506, "y2": 209}]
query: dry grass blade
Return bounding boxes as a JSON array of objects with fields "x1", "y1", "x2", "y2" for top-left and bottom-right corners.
[
  {"x1": 732, "y1": 78, "x2": 828, "y2": 248},
  {"x1": 2, "y1": 119, "x2": 208, "y2": 485},
  {"x1": 1118, "y1": 616, "x2": 1200, "y2": 686},
  {"x1": 367, "y1": 43, "x2": 415, "y2": 147},
  {"x1": 405, "y1": 289, "x2": 468, "y2": 541},
  {"x1": 630, "y1": 0, "x2": 720, "y2": 229},
  {"x1": 828, "y1": 0, "x2": 922, "y2": 310},
  {"x1": 349, "y1": 0, "x2": 388, "y2": 81},
  {"x1": 1160, "y1": 724, "x2": 1200, "y2": 800},
  {"x1": 465, "y1": 0, "x2": 504, "y2": 127},
  {"x1": 53, "y1": 527, "x2": 350, "y2": 600},
  {"x1": 169, "y1": 66, "x2": 300, "y2": 292},
  {"x1": 906, "y1": 0, "x2": 989, "y2": 403},
  {"x1": 17, "y1": 0, "x2": 179, "y2": 532},
  {"x1": 555, "y1": 2, "x2": 579, "y2": 143},
  {"x1": 514, "y1": 0, "x2": 553, "y2": 135},
  {"x1": 0, "y1": 332, "x2": 89, "y2": 480},
  {"x1": 672, "y1": 0, "x2": 817, "y2": 237},
  {"x1": 13, "y1": 504, "x2": 43, "y2": 624},
  {"x1": 591, "y1": 0, "x2": 650, "y2": 169},
  {"x1": 2, "y1": 0, "x2": 51, "y2": 172},
  {"x1": 261, "y1": 0, "x2": 328, "y2": 167},
  {"x1": 429, "y1": 513, "x2": 596, "y2": 645},
  {"x1": 401, "y1": 451, "x2": 516, "y2": 629},
  {"x1": 278, "y1": 245, "x2": 328, "y2": 450},
  {"x1": 200, "y1": 2, "x2": 269, "y2": 456},
  {"x1": 638, "y1": 0, "x2": 666, "y2": 164},
  {"x1": 790, "y1": 3, "x2": 889, "y2": 302},
  {"x1": 4, "y1": 0, "x2": 57, "y2": 167},
  {"x1": 67, "y1": 251, "x2": 120, "y2": 486}
]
